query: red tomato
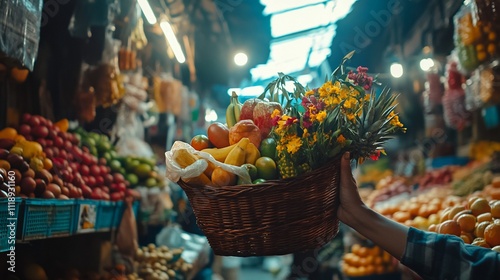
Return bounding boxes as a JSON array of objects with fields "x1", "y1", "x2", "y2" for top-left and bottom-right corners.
[{"x1": 190, "y1": 135, "x2": 212, "y2": 151}]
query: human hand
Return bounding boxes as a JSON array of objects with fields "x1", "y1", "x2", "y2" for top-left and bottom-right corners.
[{"x1": 337, "y1": 152, "x2": 365, "y2": 227}]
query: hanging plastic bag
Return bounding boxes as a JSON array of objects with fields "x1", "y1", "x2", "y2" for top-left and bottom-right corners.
[
  {"x1": 116, "y1": 198, "x2": 139, "y2": 259},
  {"x1": 0, "y1": 0, "x2": 43, "y2": 70}
]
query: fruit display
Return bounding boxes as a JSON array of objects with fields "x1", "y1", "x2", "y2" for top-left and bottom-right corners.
[
  {"x1": 469, "y1": 141, "x2": 500, "y2": 162},
  {"x1": 72, "y1": 127, "x2": 166, "y2": 189},
  {"x1": 429, "y1": 193, "x2": 500, "y2": 251},
  {"x1": 365, "y1": 176, "x2": 411, "y2": 207},
  {"x1": 0, "y1": 114, "x2": 144, "y2": 201},
  {"x1": 451, "y1": 161, "x2": 492, "y2": 196},
  {"x1": 454, "y1": 1, "x2": 500, "y2": 73},
  {"x1": 128, "y1": 244, "x2": 192, "y2": 280},
  {"x1": 341, "y1": 244, "x2": 398, "y2": 277},
  {"x1": 417, "y1": 165, "x2": 456, "y2": 191}
]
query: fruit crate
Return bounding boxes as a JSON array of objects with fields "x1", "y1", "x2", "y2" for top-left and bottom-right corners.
[
  {"x1": 95, "y1": 200, "x2": 116, "y2": 231},
  {"x1": 73, "y1": 199, "x2": 99, "y2": 233},
  {"x1": 112, "y1": 200, "x2": 140, "y2": 229},
  {"x1": 0, "y1": 198, "x2": 22, "y2": 252},
  {"x1": 19, "y1": 199, "x2": 76, "y2": 241}
]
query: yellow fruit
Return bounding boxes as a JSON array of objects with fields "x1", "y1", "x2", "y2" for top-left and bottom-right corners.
[
  {"x1": 201, "y1": 143, "x2": 238, "y2": 162},
  {"x1": 224, "y1": 138, "x2": 249, "y2": 166},
  {"x1": 211, "y1": 166, "x2": 236, "y2": 187},
  {"x1": 244, "y1": 142, "x2": 260, "y2": 165},
  {"x1": 54, "y1": 118, "x2": 69, "y2": 132},
  {"x1": 173, "y1": 149, "x2": 212, "y2": 186}
]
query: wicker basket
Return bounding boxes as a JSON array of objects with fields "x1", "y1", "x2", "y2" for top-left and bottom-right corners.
[{"x1": 178, "y1": 159, "x2": 341, "y2": 256}]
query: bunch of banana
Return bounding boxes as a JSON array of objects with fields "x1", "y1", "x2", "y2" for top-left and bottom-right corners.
[{"x1": 226, "y1": 91, "x2": 242, "y2": 128}]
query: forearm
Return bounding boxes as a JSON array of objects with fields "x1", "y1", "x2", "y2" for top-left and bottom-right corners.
[{"x1": 344, "y1": 204, "x2": 409, "y2": 259}]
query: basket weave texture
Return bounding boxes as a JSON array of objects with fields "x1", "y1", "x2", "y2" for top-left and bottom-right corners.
[{"x1": 178, "y1": 159, "x2": 341, "y2": 256}]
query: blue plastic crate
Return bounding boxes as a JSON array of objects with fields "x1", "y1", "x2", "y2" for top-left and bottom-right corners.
[
  {"x1": 73, "y1": 199, "x2": 99, "y2": 234},
  {"x1": 0, "y1": 198, "x2": 21, "y2": 252},
  {"x1": 20, "y1": 199, "x2": 76, "y2": 241},
  {"x1": 96, "y1": 201, "x2": 116, "y2": 231},
  {"x1": 112, "y1": 200, "x2": 140, "y2": 229}
]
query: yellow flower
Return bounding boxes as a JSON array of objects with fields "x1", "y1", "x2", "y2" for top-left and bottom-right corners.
[
  {"x1": 364, "y1": 94, "x2": 371, "y2": 102},
  {"x1": 303, "y1": 128, "x2": 309, "y2": 138},
  {"x1": 286, "y1": 136, "x2": 302, "y2": 154},
  {"x1": 271, "y1": 109, "x2": 281, "y2": 118},
  {"x1": 346, "y1": 113, "x2": 356, "y2": 122},
  {"x1": 337, "y1": 134, "x2": 346, "y2": 145},
  {"x1": 316, "y1": 111, "x2": 327, "y2": 123},
  {"x1": 305, "y1": 89, "x2": 315, "y2": 96},
  {"x1": 343, "y1": 97, "x2": 357, "y2": 109},
  {"x1": 388, "y1": 111, "x2": 404, "y2": 128},
  {"x1": 276, "y1": 144, "x2": 285, "y2": 152}
]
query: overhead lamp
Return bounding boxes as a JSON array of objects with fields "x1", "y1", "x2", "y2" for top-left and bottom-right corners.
[
  {"x1": 137, "y1": 0, "x2": 157, "y2": 24},
  {"x1": 234, "y1": 52, "x2": 248, "y2": 66},
  {"x1": 420, "y1": 58, "x2": 435, "y2": 72},
  {"x1": 160, "y1": 21, "x2": 186, "y2": 64},
  {"x1": 227, "y1": 86, "x2": 265, "y2": 97},
  {"x1": 390, "y1": 63, "x2": 404, "y2": 78}
]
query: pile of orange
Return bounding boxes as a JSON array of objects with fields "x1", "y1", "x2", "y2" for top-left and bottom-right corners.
[
  {"x1": 342, "y1": 244, "x2": 397, "y2": 277},
  {"x1": 429, "y1": 195, "x2": 500, "y2": 251}
]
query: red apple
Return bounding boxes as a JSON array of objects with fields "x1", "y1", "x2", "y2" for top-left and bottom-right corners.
[
  {"x1": 95, "y1": 176, "x2": 104, "y2": 187},
  {"x1": 91, "y1": 188, "x2": 102, "y2": 200},
  {"x1": 110, "y1": 192, "x2": 123, "y2": 201},
  {"x1": 253, "y1": 101, "x2": 283, "y2": 138},
  {"x1": 90, "y1": 165, "x2": 101, "y2": 177},
  {"x1": 81, "y1": 185, "x2": 92, "y2": 198},
  {"x1": 45, "y1": 149, "x2": 54, "y2": 158},
  {"x1": 21, "y1": 113, "x2": 31, "y2": 124},
  {"x1": 68, "y1": 186, "x2": 80, "y2": 198},
  {"x1": 79, "y1": 165, "x2": 90, "y2": 176},
  {"x1": 113, "y1": 173, "x2": 125, "y2": 183},
  {"x1": 64, "y1": 140, "x2": 72, "y2": 151},
  {"x1": 18, "y1": 124, "x2": 31, "y2": 136},
  {"x1": 87, "y1": 176, "x2": 96, "y2": 188},
  {"x1": 29, "y1": 116, "x2": 41, "y2": 127},
  {"x1": 101, "y1": 186, "x2": 110, "y2": 193},
  {"x1": 54, "y1": 136, "x2": 64, "y2": 148},
  {"x1": 240, "y1": 98, "x2": 263, "y2": 121},
  {"x1": 104, "y1": 174, "x2": 114, "y2": 185},
  {"x1": 101, "y1": 192, "x2": 110, "y2": 201},
  {"x1": 61, "y1": 186, "x2": 70, "y2": 196},
  {"x1": 98, "y1": 158, "x2": 107, "y2": 166},
  {"x1": 115, "y1": 182, "x2": 126, "y2": 193},
  {"x1": 32, "y1": 125, "x2": 49, "y2": 138},
  {"x1": 99, "y1": 165, "x2": 108, "y2": 176},
  {"x1": 48, "y1": 130, "x2": 58, "y2": 140}
]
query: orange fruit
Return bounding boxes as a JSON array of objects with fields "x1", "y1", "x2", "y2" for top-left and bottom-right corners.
[
  {"x1": 255, "y1": 157, "x2": 278, "y2": 180},
  {"x1": 461, "y1": 234, "x2": 472, "y2": 244},
  {"x1": 351, "y1": 244, "x2": 361, "y2": 255},
  {"x1": 375, "y1": 265, "x2": 385, "y2": 275},
  {"x1": 10, "y1": 67, "x2": 29, "y2": 83},
  {"x1": 452, "y1": 209, "x2": 473, "y2": 221},
  {"x1": 190, "y1": 135, "x2": 212, "y2": 151},
  {"x1": 471, "y1": 198, "x2": 491, "y2": 216},
  {"x1": 477, "y1": 212, "x2": 493, "y2": 223},
  {"x1": 474, "y1": 221, "x2": 491, "y2": 238},
  {"x1": 42, "y1": 158, "x2": 53, "y2": 170},
  {"x1": 358, "y1": 247, "x2": 369, "y2": 258},
  {"x1": 365, "y1": 265, "x2": 375, "y2": 275},
  {"x1": 440, "y1": 208, "x2": 452, "y2": 223},
  {"x1": 428, "y1": 224, "x2": 438, "y2": 232},
  {"x1": 438, "y1": 220, "x2": 461, "y2": 236},
  {"x1": 484, "y1": 223, "x2": 500, "y2": 247},
  {"x1": 467, "y1": 196, "x2": 481, "y2": 209},
  {"x1": 448, "y1": 205, "x2": 466, "y2": 220},
  {"x1": 457, "y1": 214, "x2": 477, "y2": 232},
  {"x1": 472, "y1": 237, "x2": 491, "y2": 248},
  {"x1": 393, "y1": 211, "x2": 411, "y2": 223},
  {"x1": 491, "y1": 201, "x2": 500, "y2": 219}
]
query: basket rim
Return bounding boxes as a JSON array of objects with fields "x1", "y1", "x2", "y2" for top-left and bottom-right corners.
[{"x1": 178, "y1": 156, "x2": 342, "y2": 190}]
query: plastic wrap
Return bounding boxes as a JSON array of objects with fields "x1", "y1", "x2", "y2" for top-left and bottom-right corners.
[
  {"x1": 0, "y1": 0, "x2": 43, "y2": 70},
  {"x1": 165, "y1": 141, "x2": 252, "y2": 184}
]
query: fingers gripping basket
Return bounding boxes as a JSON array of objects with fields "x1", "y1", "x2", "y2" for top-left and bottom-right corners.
[{"x1": 178, "y1": 160, "x2": 341, "y2": 256}]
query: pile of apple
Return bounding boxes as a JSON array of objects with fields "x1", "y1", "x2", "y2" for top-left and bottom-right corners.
[
  {"x1": 71, "y1": 127, "x2": 166, "y2": 189},
  {"x1": 0, "y1": 114, "x2": 139, "y2": 201}
]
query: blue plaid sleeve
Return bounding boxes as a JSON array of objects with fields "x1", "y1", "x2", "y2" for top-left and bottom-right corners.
[{"x1": 401, "y1": 227, "x2": 500, "y2": 280}]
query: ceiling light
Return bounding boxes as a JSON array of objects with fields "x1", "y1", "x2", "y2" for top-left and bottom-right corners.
[
  {"x1": 390, "y1": 63, "x2": 404, "y2": 78},
  {"x1": 205, "y1": 109, "x2": 218, "y2": 122},
  {"x1": 420, "y1": 58, "x2": 435, "y2": 72},
  {"x1": 234, "y1": 52, "x2": 248, "y2": 66},
  {"x1": 227, "y1": 86, "x2": 265, "y2": 97},
  {"x1": 137, "y1": 0, "x2": 157, "y2": 24},
  {"x1": 160, "y1": 21, "x2": 186, "y2": 64}
]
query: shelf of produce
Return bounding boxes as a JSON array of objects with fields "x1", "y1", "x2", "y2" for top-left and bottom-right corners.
[{"x1": 0, "y1": 198, "x2": 140, "y2": 243}]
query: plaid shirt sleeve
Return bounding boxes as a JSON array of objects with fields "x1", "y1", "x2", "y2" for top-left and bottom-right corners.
[{"x1": 401, "y1": 227, "x2": 500, "y2": 280}]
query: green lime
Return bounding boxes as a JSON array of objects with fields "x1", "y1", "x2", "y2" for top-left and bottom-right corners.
[
  {"x1": 242, "y1": 163, "x2": 258, "y2": 180},
  {"x1": 109, "y1": 150, "x2": 118, "y2": 160},
  {"x1": 135, "y1": 163, "x2": 152, "y2": 178},
  {"x1": 126, "y1": 159, "x2": 141, "y2": 170},
  {"x1": 102, "y1": 152, "x2": 112, "y2": 162},
  {"x1": 96, "y1": 141, "x2": 111, "y2": 153},
  {"x1": 126, "y1": 173, "x2": 139, "y2": 186},
  {"x1": 252, "y1": 179, "x2": 266, "y2": 184},
  {"x1": 255, "y1": 157, "x2": 278, "y2": 180},
  {"x1": 259, "y1": 138, "x2": 277, "y2": 160},
  {"x1": 109, "y1": 159, "x2": 122, "y2": 171},
  {"x1": 82, "y1": 137, "x2": 96, "y2": 148},
  {"x1": 139, "y1": 157, "x2": 156, "y2": 167},
  {"x1": 145, "y1": 177, "x2": 157, "y2": 188},
  {"x1": 118, "y1": 167, "x2": 126, "y2": 175}
]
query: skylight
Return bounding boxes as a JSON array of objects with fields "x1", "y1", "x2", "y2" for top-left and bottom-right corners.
[{"x1": 250, "y1": 0, "x2": 357, "y2": 83}]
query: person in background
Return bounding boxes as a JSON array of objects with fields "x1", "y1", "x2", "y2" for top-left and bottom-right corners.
[{"x1": 338, "y1": 152, "x2": 500, "y2": 279}]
